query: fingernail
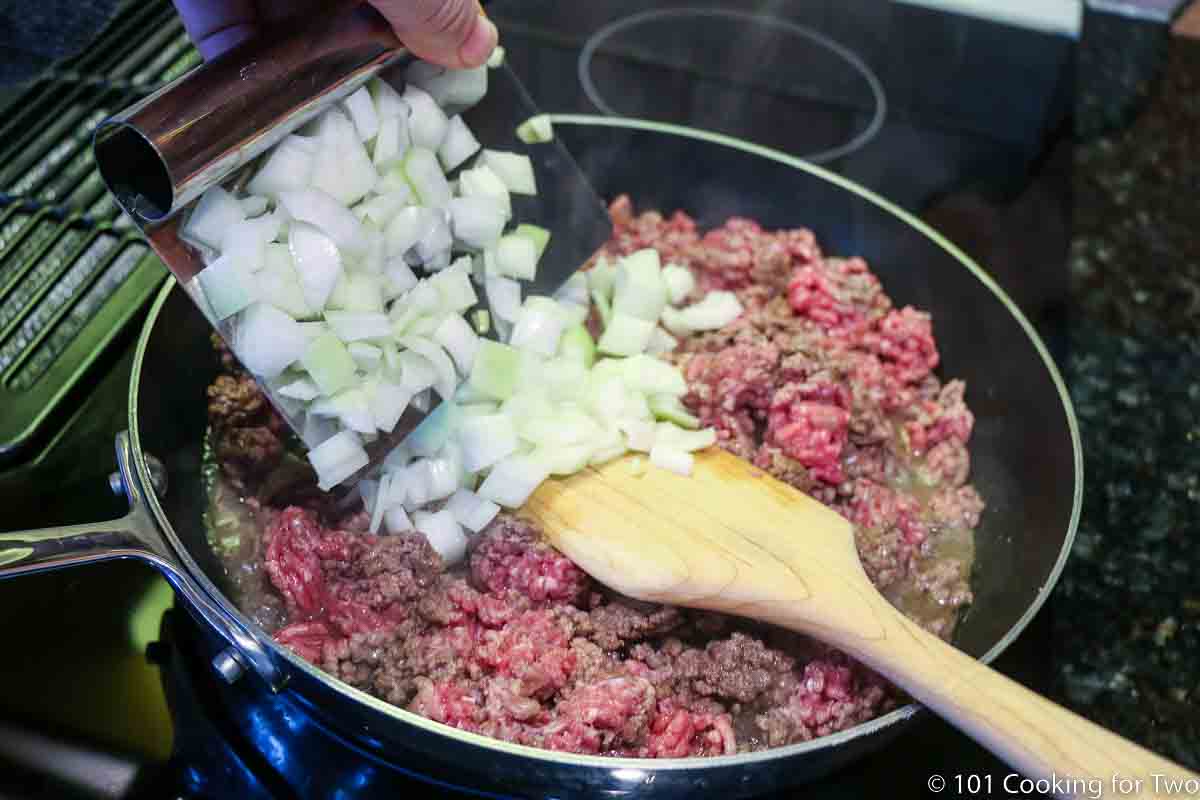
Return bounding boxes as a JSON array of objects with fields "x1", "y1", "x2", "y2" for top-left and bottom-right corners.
[{"x1": 459, "y1": 17, "x2": 498, "y2": 68}]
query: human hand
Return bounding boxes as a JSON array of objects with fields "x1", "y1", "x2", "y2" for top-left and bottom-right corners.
[{"x1": 173, "y1": 0, "x2": 497, "y2": 68}]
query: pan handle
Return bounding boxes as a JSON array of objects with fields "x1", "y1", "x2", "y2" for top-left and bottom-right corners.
[{"x1": 0, "y1": 432, "x2": 286, "y2": 692}]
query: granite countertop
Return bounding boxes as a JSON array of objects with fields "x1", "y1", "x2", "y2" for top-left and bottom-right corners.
[{"x1": 1057, "y1": 18, "x2": 1200, "y2": 769}]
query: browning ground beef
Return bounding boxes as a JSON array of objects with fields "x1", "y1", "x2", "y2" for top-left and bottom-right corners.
[{"x1": 204, "y1": 198, "x2": 983, "y2": 756}]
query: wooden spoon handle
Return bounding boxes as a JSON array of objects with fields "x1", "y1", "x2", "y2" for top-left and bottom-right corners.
[{"x1": 841, "y1": 602, "x2": 1198, "y2": 799}]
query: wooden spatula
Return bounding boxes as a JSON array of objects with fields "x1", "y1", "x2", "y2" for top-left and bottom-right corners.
[{"x1": 523, "y1": 447, "x2": 1197, "y2": 798}]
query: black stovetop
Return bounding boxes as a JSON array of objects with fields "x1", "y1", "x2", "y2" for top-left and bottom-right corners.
[{"x1": 6, "y1": 2, "x2": 1193, "y2": 798}]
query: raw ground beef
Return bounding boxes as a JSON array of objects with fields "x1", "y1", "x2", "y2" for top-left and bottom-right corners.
[{"x1": 204, "y1": 197, "x2": 984, "y2": 757}]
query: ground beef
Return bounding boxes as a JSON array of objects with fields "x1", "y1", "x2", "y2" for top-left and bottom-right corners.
[{"x1": 206, "y1": 197, "x2": 985, "y2": 758}]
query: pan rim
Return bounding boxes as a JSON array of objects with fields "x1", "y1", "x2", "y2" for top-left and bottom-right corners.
[{"x1": 129, "y1": 113, "x2": 1082, "y2": 772}]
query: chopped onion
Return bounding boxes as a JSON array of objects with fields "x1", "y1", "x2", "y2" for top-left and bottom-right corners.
[
  {"x1": 233, "y1": 302, "x2": 308, "y2": 378},
  {"x1": 308, "y1": 430, "x2": 369, "y2": 491},
  {"x1": 649, "y1": 394, "x2": 700, "y2": 429},
  {"x1": 399, "y1": 335, "x2": 457, "y2": 401},
  {"x1": 468, "y1": 339, "x2": 520, "y2": 401},
  {"x1": 508, "y1": 296, "x2": 566, "y2": 357},
  {"x1": 385, "y1": 504, "x2": 414, "y2": 533},
  {"x1": 411, "y1": 64, "x2": 487, "y2": 114},
  {"x1": 348, "y1": 341, "x2": 382, "y2": 371},
  {"x1": 278, "y1": 377, "x2": 320, "y2": 401},
  {"x1": 485, "y1": 276, "x2": 522, "y2": 323},
  {"x1": 401, "y1": 147, "x2": 451, "y2": 207},
  {"x1": 674, "y1": 290, "x2": 744, "y2": 332},
  {"x1": 458, "y1": 164, "x2": 511, "y2": 218},
  {"x1": 402, "y1": 85, "x2": 449, "y2": 150},
  {"x1": 302, "y1": 332, "x2": 359, "y2": 396},
  {"x1": 645, "y1": 327, "x2": 678, "y2": 355},
  {"x1": 621, "y1": 354, "x2": 687, "y2": 396},
  {"x1": 183, "y1": 186, "x2": 245, "y2": 249},
  {"x1": 368, "y1": 472, "x2": 392, "y2": 533},
  {"x1": 332, "y1": 273, "x2": 385, "y2": 313},
  {"x1": 446, "y1": 196, "x2": 506, "y2": 249},
  {"x1": 613, "y1": 249, "x2": 666, "y2": 322},
  {"x1": 587, "y1": 256, "x2": 616, "y2": 298},
  {"x1": 370, "y1": 78, "x2": 408, "y2": 120},
  {"x1": 385, "y1": 205, "x2": 442, "y2": 258},
  {"x1": 663, "y1": 263, "x2": 696, "y2": 305},
  {"x1": 655, "y1": 423, "x2": 717, "y2": 452},
  {"x1": 457, "y1": 413, "x2": 518, "y2": 472},
  {"x1": 310, "y1": 109, "x2": 377, "y2": 206},
  {"x1": 480, "y1": 150, "x2": 537, "y2": 195},
  {"x1": 197, "y1": 254, "x2": 254, "y2": 321},
  {"x1": 278, "y1": 188, "x2": 366, "y2": 256},
  {"x1": 487, "y1": 46, "x2": 506, "y2": 68},
  {"x1": 289, "y1": 222, "x2": 343, "y2": 311},
  {"x1": 434, "y1": 313, "x2": 479, "y2": 374},
  {"x1": 495, "y1": 233, "x2": 538, "y2": 280},
  {"x1": 438, "y1": 115, "x2": 481, "y2": 171},
  {"x1": 413, "y1": 509, "x2": 467, "y2": 564},
  {"x1": 383, "y1": 258, "x2": 419, "y2": 298},
  {"x1": 650, "y1": 444, "x2": 694, "y2": 476},
  {"x1": 373, "y1": 113, "x2": 411, "y2": 171},
  {"x1": 553, "y1": 272, "x2": 588, "y2": 307},
  {"x1": 597, "y1": 312, "x2": 655, "y2": 357},
  {"x1": 326, "y1": 311, "x2": 392, "y2": 342},
  {"x1": 370, "y1": 380, "x2": 414, "y2": 433},
  {"x1": 247, "y1": 136, "x2": 315, "y2": 199},
  {"x1": 240, "y1": 195, "x2": 269, "y2": 217},
  {"x1": 477, "y1": 454, "x2": 549, "y2": 508},
  {"x1": 618, "y1": 418, "x2": 656, "y2": 452},
  {"x1": 404, "y1": 400, "x2": 460, "y2": 456},
  {"x1": 342, "y1": 85, "x2": 380, "y2": 142},
  {"x1": 515, "y1": 114, "x2": 554, "y2": 144}
]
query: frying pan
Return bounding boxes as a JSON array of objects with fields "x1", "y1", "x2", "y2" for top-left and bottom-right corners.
[{"x1": 0, "y1": 117, "x2": 1082, "y2": 798}]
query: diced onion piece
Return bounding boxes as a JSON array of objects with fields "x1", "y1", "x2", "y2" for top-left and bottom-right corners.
[
  {"x1": 372, "y1": 113, "x2": 411, "y2": 171},
  {"x1": 413, "y1": 509, "x2": 467, "y2": 564},
  {"x1": 444, "y1": 487, "x2": 481, "y2": 524},
  {"x1": 384, "y1": 258, "x2": 419, "y2": 298},
  {"x1": 410, "y1": 64, "x2": 488, "y2": 114},
  {"x1": 343, "y1": 85, "x2": 380, "y2": 142},
  {"x1": 495, "y1": 233, "x2": 538, "y2": 280},
  {"x1": 530, "y1": 443, "x2": 594, "y2": 476},
  {"x1": 655, "y1": 424, "x2": 717, "y2": 452},
  {"x1": 446, "y1": 196, "x2": 506, "y2": 250},
  {"x1": 370, "y1": 78, "x2": 408, "y2": 119},
  {"x1": 516, "y1": 114, "x2": 554, "y2": 144},
  {"x1": 302, "y1": 332, "x2": 358, "y2": 395},
  {"x1": 434, "y1": 313, "x2": 479, "y2": 375},
  {"x1": 438, "y1": 115, "x2": 481, "y2": 171},
  {"x1": 278, "y1": 188, "x2": 366, "y2": 256},
  {"x1": 509, "y1": 296, "x2": 566, "y2": 357},
  {"x1": 477, "y1": 454, "x2": 549, "y2": 508},
  {"x1": 183, "y1": 186, "x2": 245, "y2": 249},
  {"x1": 597, "y1": 312, "x2": 654, "y2": 356},
  {"x1": 233, "y1": 303, "x2": 309, "y2": 378},
  {"x1": 404, "y1": 400, "x2": 460, "y2": 457},
  {"x1": 403, "y1": 85, "x2": 450, "y2": 150},
  {"x1": 329, "y1": 386, "x2": 374, "y2": 433},
  {"x1": 220, "y1": 218, "x2": 272, "y2": 273},
  {"x1": 557, "y1": 323, "x2": 596, "y2": 368},
  {"x1": 359, "y1": 190, "x2": 412, "y2": 230},
  {"x1": 513, "y1": 225, "x2": 550, "y2": 262},
  {"x1": 667, "y1": 291, "x2": 744, "y2": 333},
  {"x1": 553, "y1": 272, "x2": 587, "y2": 308},
  {"x1": 472, "y1": 309, "x2": 490, "y2": 334},
  {"x1": 487, "y1": 46, "x2": 506, "y2": 68},
  {"x1": 399, "y1": 335, "x2": 457, "y2": 401},
  {"x1": 663, "y1": 263, "x2": 696, "y2": 305},
  {"x1": 431, "y1": 259, "x2": 478, "y2": 311},
  {"x1": 289, "y1": 222, "x2": 343, "y2": 311},
  {"x1": 401, "y1": 147, "x2": 452, "y2": 207},
  {"x1": 621, "y1": 354, "x2": 687, "y2": 396},
  {"x1": 649, "y1": 394, "x2": 700, "y2": 429},
  {"x1": 646, "y1": 327, "x2": 678, "y2": 355},
  {"x1": 325, "y1": 311, "x2": 391, "y2": 342},
  {"x1": 308, "y1": 430, "x2": 369, "y2": 491},
  {"x1": 385, "y1": 205, "x2": 441, "y2": 258},
  {"x1": 458, "y1": 413, "x2": 518, "y2": 472},
  {"x1": 197, "y1": 255, "x2": 254, "y2": 321},
  {"x1": 310, "y1": 109, "x2": 377, "y2": 206},
  {"x1": 613, "y1": 249, "x2": 666, "y2": 322},
  {"x1": 618, "y1": 418, "x2": 656, "y2": 452},
  {"x1": 458, "y1": 164, "x2": 511, "y2": 218},
  {"x1": 278, "y1": 377, "x2": 320, "y2": 401},
  {"x1": 464, "y1": 497, "x2": 500, "y2": 532},
  {"x1": 650, "y1": 444, "x2": 693, "y2": 476},
  {"x1": 385, "y1": 505, "x2": 414, "y2": 533},
  {"x1": 480, "y1": 150, "x2": 537, "y2": 195},
  {"x1": 587, "y1": 256, "x2": 616, "y2": 299},
  {"x1": 240, "y1": 195, "x2": 269, "y2": 217},
  {"x1": 257, "y1": 244, "x2": 313, "y2": 319},
  {"x1": 348, "y1": 342, "x2": 382, "y2": 371},
  {"x1": 331, "y1": 273, "x2": 384, "y2": 313},
  {"x1": 302, "y1": 410, "x2": 338, "y2": 448},
  {"x1": 484, "y1": 276, "x2": 522, "y2": 323},
  {"x1": 370, "y1": 380, "x2": 414, "y2": 433},
  {"x1": 368, "y1": 472, "x2": 392, "y2": 533},
  {"x1": 247, "y1": 136, "x2": 315, "y2": 199},
  {"x1": 468, "y1": 339, "x2": 520, "y2": 401}
]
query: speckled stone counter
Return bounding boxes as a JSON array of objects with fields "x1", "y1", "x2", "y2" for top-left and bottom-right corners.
[{"x1": 1057, "y1": 27, "x2": 1200, "y2": 769}]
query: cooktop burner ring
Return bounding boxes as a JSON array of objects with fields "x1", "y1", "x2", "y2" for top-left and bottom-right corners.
[{"x1": 577, "y1": 7, "x2": 887, "y2": 165}]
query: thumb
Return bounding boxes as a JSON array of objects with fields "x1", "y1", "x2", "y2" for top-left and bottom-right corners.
[{"x1": 368, "y1": 0, "x2": 498, "y2": 69}]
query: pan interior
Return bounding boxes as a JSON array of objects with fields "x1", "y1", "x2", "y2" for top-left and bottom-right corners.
[{"x1": 130, "y1": 116, "x2": 1081, "y2": 766}]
